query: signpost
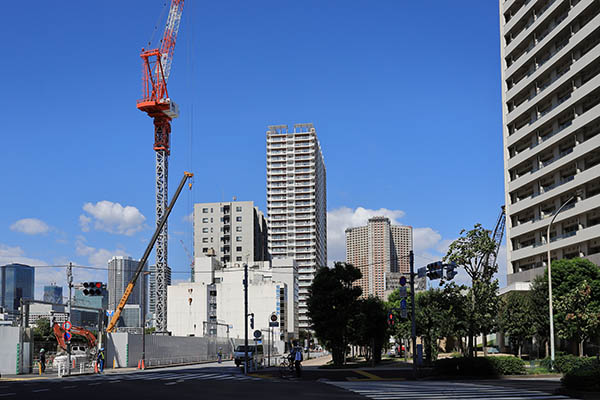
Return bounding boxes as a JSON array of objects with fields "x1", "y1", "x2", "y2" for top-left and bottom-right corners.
[{"x1": 269, "y1": 313, "x2": 277, "y2": 367}]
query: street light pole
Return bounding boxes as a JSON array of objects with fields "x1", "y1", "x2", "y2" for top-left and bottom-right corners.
[
  {"x1": 546, "y1": 191, "x2": 579, "y2": 370},
  {"x1": 141, "y1": 271, "x2": 150, "y2": 369},
  {"x1": 409, "y1": 251, "x2": 417, "y2": 379}
]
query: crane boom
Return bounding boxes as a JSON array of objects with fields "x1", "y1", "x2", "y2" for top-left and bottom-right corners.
[
  {"x1": 106, "y1": 172, "x2": 193, "y2": 333},
  {"x1": 160, "y1": 0, "x2": 184, "y2": 84}
]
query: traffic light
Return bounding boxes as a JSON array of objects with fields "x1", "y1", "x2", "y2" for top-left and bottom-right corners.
[
  {"x1": 249, "y1": 313, "x2": 254, "y2": 329},
  {"x1": 426, "y1": 262, "x2": 444, "y2": 280},
  {"x1": 388, "y1": 312, "x2": 394, "y2": 326},
  {"x1": 83, "y1": 282, "x2": 103, "y2": 296},
  {"x1": 445, "y1": 262, "x2": 458, "y2": 280}
]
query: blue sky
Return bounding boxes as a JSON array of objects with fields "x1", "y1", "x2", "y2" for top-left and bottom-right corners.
[{"x1": 0, "y1": 1, "x2": 505, "y2": 299}]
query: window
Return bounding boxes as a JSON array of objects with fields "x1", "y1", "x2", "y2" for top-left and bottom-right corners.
[
  {"x1": 236, "y1": 246, "x2": 242, "y2": 251},
  {"x1": 236, "y1": 206, "x2": 242, "y2": 212},
  {"x1": 202, "y1": 228, "x2": 208, "y2": 233},
  {"x1": 202, "y1": 218, "x2": 209, "y2": 223},
  {"x1": 236, "y1": 226, "x2": 242, "y2": 232},
  {"x1": 236, "y1": 256, "x2": 242, "y2": 261},
  {"x1": 236, "y1": 236, "x2": 242, "y2": 242},
  {"x1": 202, "y1": 208, "x2": 209, "y2": 213},
  {"x1": 202, "y1": 238, "x2": 208, "y2": 243},
  {"x1": 236, "y1": 216, "x2": 242, "y2": 222}
]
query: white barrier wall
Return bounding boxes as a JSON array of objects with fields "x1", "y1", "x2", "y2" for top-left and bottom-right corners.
[
  {"x1": 107, "y1": 333, "x2": 238, "y2": 368},
  {"x1": 0, "y1": 326, "x2": 20, "y2": 375}
]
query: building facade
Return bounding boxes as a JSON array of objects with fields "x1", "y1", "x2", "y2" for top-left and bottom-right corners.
[
  {"x1": 500, "y1": 0, "x2": 600, "y2": 290},
  {"x1": 148, "y1": 264, "x2": 171, "y2": 316},
  {"x1": 43, "y1": 285, "x2": 63, "y2": 304},
  {"x1": 107, "y1": 256, "x2": 147, "y2": 313},
  {"x1": 345, "y1": 217, "x2": 413, "y2": 299},
  {"x1": 0, "y1": 263, "x2": 34, "y2": 315},
  {"x1": 266, "y1": 123, "x2": 327, "y2": 329},
  {"x1": 193, "y1": 201, "x2": 268, "y2": 269},
  {"x1": 167, "y1": 256, "x2": 298, "y2": 340}
]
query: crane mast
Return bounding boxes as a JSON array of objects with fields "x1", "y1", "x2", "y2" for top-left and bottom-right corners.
[{"x1": 136, "y1": 0, "x2": 184, "y2": 333}]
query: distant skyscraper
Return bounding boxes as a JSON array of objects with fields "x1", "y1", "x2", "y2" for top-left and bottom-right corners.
[
  {"x1": 345, "y1": 217, "x2": 412, "y2": 299},
  {"x1": 43, "y1": 285, "x2": 63, "y2": 304},
  {"x1": 107, "y1": 256, "x2": 147, "y2": 312},
  {"x1": 266, "y1": 123, "x2": 327, "y2": 329},
  {"x1": 0, "y1": 263, "x2": 34, "y2": 314},
  {"x1": 193, "y1": 201, "x2": 268, "y2": 268},
  {"x1": 148, "y1": 264, "x2": 171, "y2": 315},
  {"x1": 499, "y1": 0, "x2": 600, "y2": 291}
]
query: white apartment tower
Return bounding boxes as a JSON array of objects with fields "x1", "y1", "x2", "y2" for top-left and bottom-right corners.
[
  {"x1": 193, "y1": 201, "x2": 268, "y2": 269},
  {"x1": 266, "y1": 123, "x2": 327, "y2": 329},
  {"x1": 500, "y1": 0, "x2": 600, "y2": 291},
  {"x1": 345, "y1": 217, "x2": 413, "y2": 299}
]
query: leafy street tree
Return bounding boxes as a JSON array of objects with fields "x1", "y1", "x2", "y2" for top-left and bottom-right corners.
[
  {"x1": 499, "y1": 292, "x2": 535, "y2": 358},
  {"x1": 438, "y1": 283, "x2": 470, "y2": 354},
  {"x1": 530, "y1": 274, "x2": 550, "y2": 358},
  {"x1": 307, "y1": 262, "x2": 362, "y2": 366},
  {"x1": 348, "y1": 296, "x2": 389, "y2": 364},
  {"x1": 555, "y1": 281, "x2": 600, "y2": 356},
  {"x1": 33, "y1": 318, "x2": 56, "y2": 353},
  {"x1": 444, "y1": 223, "x2": 497, "y2": 357},
  {"x1": 530, "y1": 258, "x2": 600, "y2": 356},
  {"x1": 415, "y1": 288, "x2": 447, "y2": 363}
]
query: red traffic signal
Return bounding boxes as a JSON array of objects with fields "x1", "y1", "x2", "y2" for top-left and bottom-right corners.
[
  {"x1": 83, "y1": 282, "x2": 103, "y2": 296},
  {"x1": 388, "y1": 313, "x2": 394, "y2": 326}
]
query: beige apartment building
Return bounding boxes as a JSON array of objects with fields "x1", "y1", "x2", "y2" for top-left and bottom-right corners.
[
  {"x1": 499, "y1": 0, "x2": 600, "y2": 291},
  {"x1": 345, "y1": 217, "x2": 412, "y2": 299}
]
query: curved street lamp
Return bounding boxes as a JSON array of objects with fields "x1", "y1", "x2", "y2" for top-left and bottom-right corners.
[{"x1": 546, "y1": 189, "x2": 582, "y2": 370}]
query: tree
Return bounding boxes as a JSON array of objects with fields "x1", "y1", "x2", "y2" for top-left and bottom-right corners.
[
  {"x1": 530, "y1": 274, "x2": 550, "y2": 358},
  {"x1": 33, "y1": 318, "x2": 57, "y2": 353},
  {"x1": 415, "y1": 289, "x2": 447, "y2": 364},
  {"x1": 444, "y1": 223, "x2": 497, "y2": 357},
  {"x1": 348, "y1": 296, "x2": 389, "y2": 364},
  {"x1": 438, "y1": 283, "x2": 470, "y2": 354},
  {"x1": 529, "y1": 258, "x2": 600, "y2": 356},
  {"x1": 471, "y1": 279, "x2": 500, "y2": 355},
  {"x1": 307, "y1": 262, "x2": 362, "y2": 366},
  {"x1": 499, "y1": 292, "x2": 535, "y2": 358},
  {"x1": 555, "y1": 281, "x2": 600, "y2": 357}
]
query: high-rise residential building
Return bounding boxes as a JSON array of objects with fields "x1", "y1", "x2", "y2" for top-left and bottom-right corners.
[
  {"x1": 266, "y1": 123, "x2": 327, "y2": 329},
  {"x1": 193, "y1": 201, "x2": 268, "y2": 268},
  {"x1": 148, "y1": 264, "x2": 171, "y2": 315},
  {"x1": 0, "y1": 263, "x2": 34, "y2": 315},
  {"x1": 500, "y1": 0, "x2": 600, "y2": 292},
  {"x1": 43, "y1": 285, "x2": 63, "y2": 304},
  {"x1": 345, "y1": 217, "x2": 413, "y2": 299},
  {"x1": 107, "y1": 256, "x2": 147, "y2": 313}
]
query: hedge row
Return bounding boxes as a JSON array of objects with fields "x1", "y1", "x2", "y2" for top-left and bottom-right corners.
[
  {"x1": 540, "y1": 354, "x2": 597, "y2": 374},
  {"x1": 562, "y1": 363, "x2": 600, "y2": 391},
  {"x1": 434, "y1": 356, "x2": 526, "y2": 377}
]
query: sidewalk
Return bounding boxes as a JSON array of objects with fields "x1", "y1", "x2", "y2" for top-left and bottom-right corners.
[{"x1": 0, "y1": 366, "x2": 138, "y2": 382}]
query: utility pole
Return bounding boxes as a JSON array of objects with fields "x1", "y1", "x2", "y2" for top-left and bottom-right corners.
[
  {"x1": 67, "y1": 262, "x2": 73, "y2": 376},
  {"x1": 409, "y1": 251, "x2": 417, "y2": 379},
  {"x1": 243, "y1": 262, "x2": 248, "y2": 375}
]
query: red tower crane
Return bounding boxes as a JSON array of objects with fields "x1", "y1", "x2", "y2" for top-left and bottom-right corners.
[{"x1": 136, "y1": 0, "x2": 184, "y2": 333}]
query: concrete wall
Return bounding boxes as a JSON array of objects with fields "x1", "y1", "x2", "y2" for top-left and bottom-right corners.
[
  {"x1": 107, "y1": 333, "x2": 236, "y2": 368},
  {"x1": 0, "y1": 326, "x2": 20, "y2": 375}
]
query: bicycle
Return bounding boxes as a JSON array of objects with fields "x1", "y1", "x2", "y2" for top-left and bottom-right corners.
[{"x1": 278, "y1": 356, "x2": 295, "y2": 379}]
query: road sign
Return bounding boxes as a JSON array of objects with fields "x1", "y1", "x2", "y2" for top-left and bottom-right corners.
[
  {"x1": 398, "y1": 286, "x2": 407, "y2": 298},
  {"x1": 269, "y1": 322, "x2": 279, "y2": 327},
  {"x1": 417, "y1": 267, "x2": 427, "y2": 278},
  {"x1": 253, "y1": 329, "x2": 262, "y2": 339},
  {"x1": 106, "y1": 310, "x2": 114, "y2": 317},
  {"x1": 62, "y1": 321, "x2": 72, "y2": 331},
  {"x1": 400, "y1": 299, "x2": 407, "y2": 310},
  {"x1": 63, "y1": 331, "x2": 71, "y2": 342},
  {"x1": 400, "y1": 309, "x2": 408, "y2": 319},
  {"x1": 270, "y1": 313, "x2": 278, "y2": 322},
  {"x1": 399, "y1": 276, "x2": 407, "y2": 286}
]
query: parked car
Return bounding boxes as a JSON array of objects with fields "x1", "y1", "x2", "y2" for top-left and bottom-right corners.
[
  {"x1": 234, "y1": 345, "x2": 264, "y2": 368},
  {"x1": 487, "y1": 347, "x2": 500, "y2": 354}
]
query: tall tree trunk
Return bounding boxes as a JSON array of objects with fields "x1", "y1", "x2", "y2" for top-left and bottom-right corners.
[
  {"x1": 579, "y1": 340, "x2": 584, "y2": 357},
  {"x1": 545, "y1": 340, "x2": 549, "y2": 358},
  {"x1": 482, "y1": 333, "x2": 488, "y2": 357},
  {"x1": 468, "y1": 333, "x2": 474, "y2": 357},
  {"x1": 518, "y1": 343, "x2": 522, "y2": 359}
]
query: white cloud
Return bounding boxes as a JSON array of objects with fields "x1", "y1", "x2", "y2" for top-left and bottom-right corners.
[
  {"x1": 0, "y1": 244, "x2": 48, "y2": 266},
  {"x1": 80, "y1": 200, "x2": 145, "y2": 235},
  {"x1": 183, "y1": 213, "x2": 193, "y2": 223},
  {"x1": 10, "y1": 218, "x2": 50, "y2": 235},
  {"x1": 413, "y1": 227, "x2": 442, "y2": 253},
  {"x1": 75, "y1": 236, "x2": 129, "y2": 267}
]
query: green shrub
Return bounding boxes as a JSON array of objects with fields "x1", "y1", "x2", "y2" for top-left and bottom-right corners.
[
  {"x1": 562, "y1": 364, "x2": 600, "y2": 391},
  {"x1": 434, "y1": 356, "x2": 525, "y2": 377},
  {"x1": 540, "y1": 355, "x2": 596, "y2": 373},
  {"x1": 487, "y1": 356, "x2": 526, "y2": 375}
]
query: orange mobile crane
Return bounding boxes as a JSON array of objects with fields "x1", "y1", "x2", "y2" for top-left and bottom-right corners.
[
  {"x1": 137, "y1": 0, "x2": 184, "y2": 333},
  {"x1": 106, "y1": 172, "x2": 193, "y2": 333}
]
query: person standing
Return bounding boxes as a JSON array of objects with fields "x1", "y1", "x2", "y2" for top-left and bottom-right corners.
[
  {"x1": 217, "y1": 347, "x2": 223, "y2": 364},
  {"x1": 39, "y1": 349, "x2": 46, "y2": 373},
  {"x1": 294, "y1": 346, "x2": 303, "y2": 377},
  {"x1": 97, "y1": 348, "x2": 105, "y2": 373}
]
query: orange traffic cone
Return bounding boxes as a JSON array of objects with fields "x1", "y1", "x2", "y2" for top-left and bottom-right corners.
[
  {"x1": 137, "y1": 360, "x2": 141, "y2": 369},
  {"x1": 141, "y1": 359, "x2": 145, "y2": 370},
  {"x1": 94, "y1": 361, "x2": 98, "y2": 373}
]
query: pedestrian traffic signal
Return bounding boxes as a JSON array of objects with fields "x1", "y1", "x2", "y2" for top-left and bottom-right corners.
[
  {"x1": 83, "y1": 282, "x2": 103, "y2": 296},
  {"x1": 426, "y1": 262, "x2": 444, "y2": 280},
  {"x1": 388, "y1": 312, "x2": 394, "y2": 326},
  {"x1": 249, "y1": 313, "x2": 254, "y2": 329},
  {"x1": 445, "y1": 262, "x2": 458, "y2": 280}
]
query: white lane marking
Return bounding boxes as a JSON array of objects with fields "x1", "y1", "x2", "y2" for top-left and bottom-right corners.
[
  {"x1": 31, "y1": 389, "x2": 49, "y2": 392},
  {"x1": 0, "y1": 394, "x2": 16, "y2": 397},
  {"x1": 87, "y1": 382, "x2": 101, "y2": 386},
  {"x1": 63, "y1": 386, "x2": 77, "y2": 389},
  {"x1": 164, "y1": 382, "x2": 177, "y2": 386}
]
